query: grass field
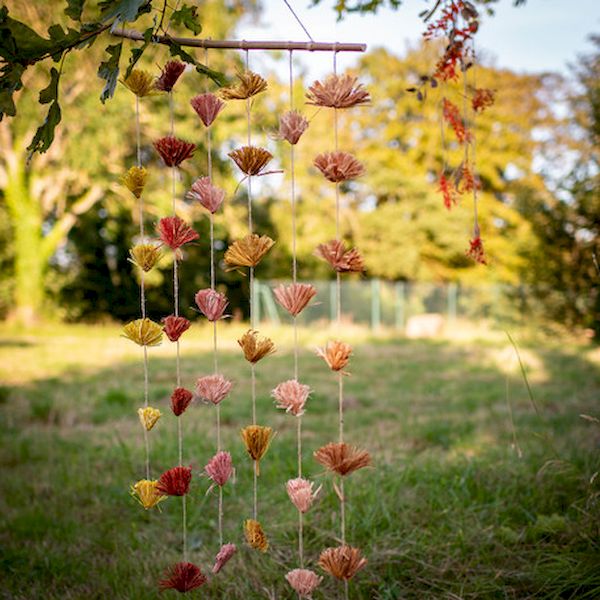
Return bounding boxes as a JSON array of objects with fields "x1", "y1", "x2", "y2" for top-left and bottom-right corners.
[{"x1": 0, "y1": 322, "x2": 599, "y2": 599}]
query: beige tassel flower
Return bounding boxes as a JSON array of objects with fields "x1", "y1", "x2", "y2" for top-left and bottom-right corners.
[
  {"x1": 129, "y1": 243, "x2": 162, "y2": 272},
  {"x1": 314, "y1": 151, "x2": 365, "y2": 183},
  {"x1": 241, "y1": 425, "x2": 273, "y2": 473},
  {"x1": 121, "y1": 166, "x2": 148, "y2": 198},
  {"x1": 228, "y1": 146, "x2": 273, "y2": 176},
  {"x1": 122, "y1": 318, "x2": 163, "y2": 346},
  {"x1": 224, "y1": 234, "x2": 275, "y2": 269},
  {"x1": 238, "y1": 329, "x2": 276, "y2": 363},
  {"x1": 138, "y1": 406, "x2": 162, "y2": 431},
  {"x1": 286, "y1": 569, "x2": 322, "y2": 598},
  {"x1": 272, "y1": 379, "x2": 310, "y2": 417},
  {"x1": 306, "y1": 74, "x2": 370, "y2": 109},
  {"x1": 314, "y1": 442, "x2": 371, "y2": 476},
  {"x1": 319, "y1": 545, "x2": 367, "y2": 580},
  {"x1": 286, "y1": 477, "x2": 321, "y2": 513},
  {"x1": 130, "y1": 479, "x2": 166, "y2": 510},
  {"x1": 244, "y1": 519, "x2": 269, "y2": 552},
  {"x1": 219, "y1": 70, "x2": 267, "y2": 100},
  {"x1": 316, "y1": 340, "x2": 352, "y2": 372},
  {"x1": 278, "y1": 110, "x2": 309, "y2": 145},
  {"x1": 273, "y1": 283, "x2": 316, "y2": 316},
  {"x1": 120, "y1": 69, "x2": 157, "y2": 97},
  {"x1": 315, "y1": 240, "x2": 364, "y2": 273}
]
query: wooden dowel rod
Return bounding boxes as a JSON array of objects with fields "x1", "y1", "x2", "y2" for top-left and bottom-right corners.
[{"x1": 112, "y1": 28, "x2": 367, "y2": 52}]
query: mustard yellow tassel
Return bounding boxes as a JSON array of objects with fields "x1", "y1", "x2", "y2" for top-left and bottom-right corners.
[
  {"x1": 244, "y1": 519, "x2": 269, "y2": 552},
  {"x1": 138, "y1": 406, "x2": 162, "y2": 431},
  {"x1": 120, "y1": 69, "x2": 158, "y2": 97},
  {"x1": 131, "y1": 479, "x2": 166, "y2": 509},
  {"x1": 121, "y1": 166, "x2": 148, "y2": 199},
  {"x1": 129, "y1": 244, "x2": 162, "y2": 272},
  {"x1": 122, "y1": 318, "x2": 163, "y2": 346}
]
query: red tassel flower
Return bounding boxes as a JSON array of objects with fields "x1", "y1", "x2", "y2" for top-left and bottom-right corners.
[
  {"x1": 162, "y1": 315, "x2": 191, "y2": 342},
  {"x1": 466, "y1": 235, "x2": 487, "y2": 265},
  {"x1": 157, "y1": 466, "x2": 192, "y2": 496},
  {"x1": 154, "y1": 136, "x2": 196, "y2": 167},
  {"x1": 159, "y1": 562, "x2": 207, "y2": 592},
  {"x1": 190, "y1": 93, "x2": 225, "y2": 127},
  {"x1": 438, "y1": 172, "x2": 457, "y2": 210},
  {"x1": 155, "y1": 60, "x2": 186, "y2": 92},
  {"x1": 158, "y1": 216, "x2": 199, "y2": 251},
  {"x1": 171, "y1": 387, "x2": 193, "y2": 416}
]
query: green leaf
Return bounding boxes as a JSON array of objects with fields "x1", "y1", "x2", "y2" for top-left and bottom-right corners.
[
  {"x1": 39, "y1": 67, "x2": 60, "y2": 104},
  {"x1": 0, "y1": 62, "x2": 25, "y2": 120},
  {"x1": 99, "y1": 0, "x2": 151, "y2": 24},
  {"x1": 170, "y1": 4, "x2": 202, "y2": 36},
  {"x1": 125, "y1": 25, "x2": 153, "y2": 78},
  {"x1": 26, "y1": 101, "x2": 62, "y2": 157},
  {"x1": 65, "y1": 0, "x2": 86, "y2": 21},
  {"x1": 167, "y1": 41, "x2": 226, "y2": 86},
  {"x1": 98, "y1": 42, "x2": 122, "y2": 103}
]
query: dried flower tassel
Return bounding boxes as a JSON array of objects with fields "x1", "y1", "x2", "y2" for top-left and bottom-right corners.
[
  {"x1": 286, "y1": 477, "x2": 321, "y2": 513},
  {"x1": 472, "y1": 88, "x2": 495, "y2": 113},
  {"x1": 121, "y1": 166, "x2": 148, "y2": 198},
  {"x1": 219, "y1": 70, "x2": 267, "y2": 100},
  {"x1": 442, "y1": 98, "x2": 472, "y2": 144},
  {"x1": 238, "y1": 329, "x2": 276, "y2": 364},
  {"x1": 187, "y1": 177, "x2": 225, "y2": 213},
  {"x1": 190, "y1": 93, "x2": 225, "y2": 127},
  {"x1": 466, "y1": 236, "x2": 487, "y2": 265},
  {"x1": 314, "y1": 151, "x2": 365, "y2": 183},
  {"x1": 155, "y1": 60, "x2": 186, "y2": 92},
  {"x1": 241, "y1": 425, "x2": 273, "y2": 473},
  {"x1": 131, "y1": 479, "x2": 166, "y2": 509},
  {"x1": 438, "y1": 172, "x2": 458, "y2": 210},
  {"x1": 153, "y1": 135, "x2": 196, "y2": 167},
  {"x1": 228, "y1": 146, "x2": 273, "y2": 176},
  {"x1": 224, "y1": 234, "x2": 275, "y2": 269},
  {"x1": 314, "y1": 442, "x2": 371, "y2": 476},
  {"x1": 316, "y1": 340, "x2": 352, "y2": 372},
  {"x1": 319, "y1": 545, "x2": 367, "y2": 580},
  {"x1": 171, "y1": 387, "x2": 193, "y2": 416},
  {"x1": 212, "y1": 543, "x2": 237, "y2": 574},
  {"x1": 244, "y1": 518, "x2": 269, "y2": 552},
  {"x1": 315, "y1": 240, "x2": 364, "y2": 273},
  {"x1": 278, "y1": 110, "x2": 309, "y2": 145},
  {"x1": 272, "y1": 379, "x2": 310, "y2": 417},
  {"x1": 273, "y1": 283, "x2": 316, "y2": 316},
  {"x1": 122, "y1": 318, "x2": 163, "y2": 346},
  {"x1": 205, "y1": 451, "x2": 233, "y2": 487},
  {"x1": 120, "y1": 69, "x2": 157, "y2": 97},
  {"x1": 129, "y1": 243, "x2": 162, "y2": 272},
  {"x1": 157, "y1": 465, "x2": 192, "y2": 496},
  {"x1": 306, "y1": 74, "x2": 370, "y2": 109},
  {"x1": 195, "y1": 374, "x2": 233, "y2": 405},
  {"x1": 157, "y1": 216, "x2": 199, "y2": 251},
  {"x1": 162, "y1": 315, "x2": 191, "y2": 342},
  {"x1": 286, "y1": 569, "x2": 323, "y2": 598},
  {"x1": 138, "y1": 406, "x2": 162, "y2": 431},
  {"x1": 194, "y1": 288, "x2": 228, "y2": 322},
  {"x1": 159, "y1": 562, "x2": 207, "y2": 592}
]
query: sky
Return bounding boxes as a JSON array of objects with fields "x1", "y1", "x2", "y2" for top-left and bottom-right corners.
[{"x1": 235, "y1": 0, "x2": 600, "y2": 80}]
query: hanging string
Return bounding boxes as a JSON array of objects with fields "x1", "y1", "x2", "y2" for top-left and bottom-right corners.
[
  {"x1": 470, "y1": 40, "x2": 480, "y2": 237},
  {"x1": 281, "y1": 0, "x2": 314, "y2": 42}
]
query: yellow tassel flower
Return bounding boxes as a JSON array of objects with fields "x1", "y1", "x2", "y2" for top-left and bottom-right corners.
[
  {"x1": 121, "y1": 166, "x2": 148, "y2": 199},
  {"x1": 138, "y1": 406, "x2": 162, "y2": 431},
  {"x1": 120, "y1": 69, "x2": 158, "y2": 97},
  {"x1": 129, "y1": 243, "x2": 162, "y2": 272},
  {"x1": 131, "y1": 479, "x2": 166, "y2": 509},
  {"x1": 219, "y1": 70, "x2": 267, "y2": 100},
  {"x1": 244, "y1": 519, "x2": 269, "y2": 552},
  {"x1": 241, "y1": 425, "x2": 273, "y2": 474},
  {"x1": 238, "y1": 329, "x2": 275, "y2": 364},
  {"x1": 224, "y1": 234, "x2": 275, "y2": 269},
  {"x1": 122, "y1": 318, "x2": 163, "y2": 346}
]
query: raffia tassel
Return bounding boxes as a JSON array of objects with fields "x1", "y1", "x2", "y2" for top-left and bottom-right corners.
[
  {"x1": 219, "y1": 70, "x2": 267, "y2": 100},
  {"x1": 138, "y1": 406, "x2": 162, "y2": 431},
  {"x1": 314, "y1": 151, "x2": 365, "y2": 183},
  {"x1": 244, "y1": 518, "x2": 269, "y2": 552},
  {"x1": 286, "y1": 569, "x2": 323, "y2": 598},
  {"x1": 120, "y1": 69, "x2": 158, "y2": 97},
  {"x1": 155, "y1": 60, "x2": 186, "y2": 92},
  {"x1": 314, "y1": 442, "x2": 371, "y2": 476},
  {"x1": 159, "y1": 562, "x2": 207, "y2": 593},
  {"x1": 241, "y1": 425, "x2": 273, "y2": 474},
  {"x1": 224, "y1": 234, "x2": 275, "y2": 269},
  {"x1": 278, "y1": 110, "x2": 309, "y2": 145},
  {"x1": 122, "y1": 318, "x2": 163, "y2": 346},
  {"x1": 273, "y1": 282, "x2": 317, "y2": 317},
  {"x1": 129, "y1": 243, "x2": 162, "y2": 272},
  {"x1": 316, "y1": 340, "x2": 353, "y2": 373},
  {"x1": 306, "y1": 74, "x2": 370, "y2": 109},
  {"x1": 315, "y1": 240, "x2": 365, "y2": 273},
  {"x1": 121, "y1": 166, "x2": 148, "y2": 198},
  {"x1": 130, "y1": 479, "x2": 166, "y2": 510},
  {"x1": 319, "y1": 545, "x2": 367, "y2": 581},
  {"x1": 212, "y1": 543, "x2": 237, "y2": 574},
  {"x1": 228, "y1": 145, "x2": 273, "y2": 176},
  {"x1": 238, "y1": 329, "x2": 276, "y2": 364}
]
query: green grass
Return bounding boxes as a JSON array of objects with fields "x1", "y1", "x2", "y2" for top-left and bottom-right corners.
[{"x1": 0, "y1": 322, "x2": 599, "y2": 599}]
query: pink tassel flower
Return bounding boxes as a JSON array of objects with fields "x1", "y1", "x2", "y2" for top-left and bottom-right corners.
[
  {"x1": 162, "y1": 315, "x2": 191, "y2": 342},
  {"x1": 278, "y1": 110, "x2": 309, "y2": 145},
  {"x1": 286, "y1": 477, "x2": 321, "y2": 513},
  {"x1": 314, "y1": 151, "x2": 365, "y2": 183},
  {"x1": 155, "y1": 60, "x2": 186, "y2": 92},
  {"x1": 190, "y1": 92, "x2": 225, "y2": 127},
  {"x1": 195, "y1": 288, "x2": 228, "y2": 321},
  {"x1": 153, "y1": 135, "x2": 196, "y2": 167},
  {"x1": 205, "y1": 451, "x2": 233, "y2": 487},
  {"x1": 315, "y1": 240, "x2": 364, "y2": 273},
  {"x1": 195, "y1": 374, "x2": 233, "y2": 405},
  {"x1": 212, "y1": 543, "x2": 237, "y2": 574},
  {"x1": 285, "y1": 569, "x2": 323, "y2": 598},
  {"x1": 273, "y1": 283, "x2": 316, "y2": 317},
  {"x1": 272, "y1": 379, "x2": 310, "y2": 417},
  {"x1": 171, "y1": 387, "x2": 193, "y2": 416},
  {"x1": 187, "y1": 177, "x2": 225, "y2": 214},
  {"x1": 157, "y1": 216, "x2": 199, "y2": 252}
]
